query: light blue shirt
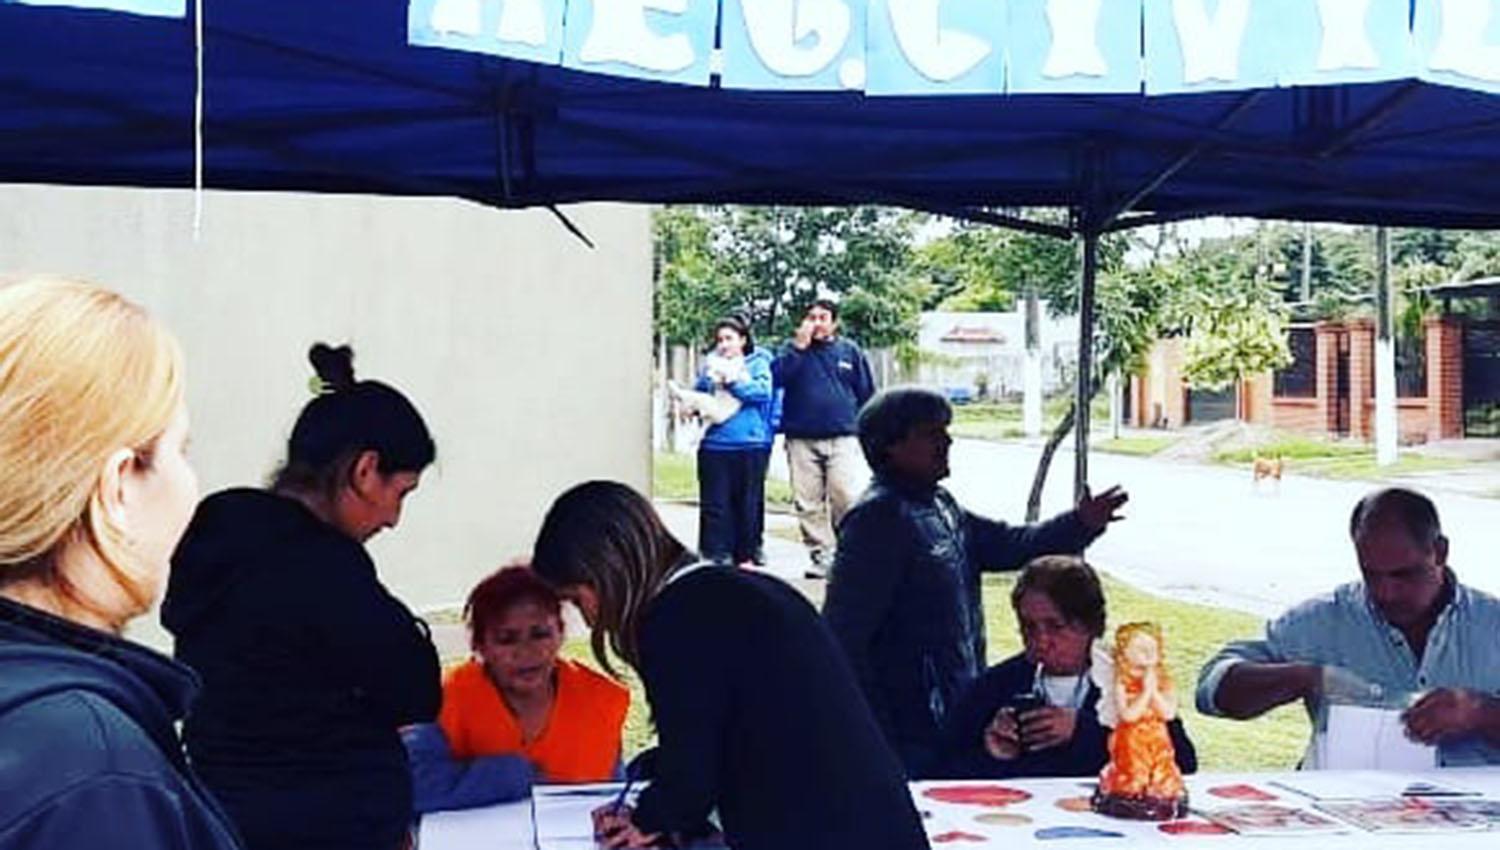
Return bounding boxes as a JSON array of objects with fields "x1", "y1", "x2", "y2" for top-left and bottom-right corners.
[{"x1": 1196, "y1": 576, "x2": 1500, "y2": 767}]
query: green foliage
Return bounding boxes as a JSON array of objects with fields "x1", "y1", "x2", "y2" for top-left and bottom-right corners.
[
  {"x1": 1095, "y1": 436, "x2": 1178, "y2": 456},
  {"x1": 1455, "y1": 230, "x2": 1500, "y2": 280},
  {"x1": 653, "y1": 451, "x2": 794, "y2": 507},
  {"x1": 653, "y1": 205, "x2": 924, "y2": 350},
  {"x1": 652, "y1": 207, "x2": 755, "y2": 348}
]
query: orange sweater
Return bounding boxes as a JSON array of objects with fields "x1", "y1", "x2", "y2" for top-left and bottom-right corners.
[{"x1": 437, "y1": 658, "x2": 628, "y2": 783}]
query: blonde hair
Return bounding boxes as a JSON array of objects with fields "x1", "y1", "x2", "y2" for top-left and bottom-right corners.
[{"x1": 0, "y1": 277, "x2": 186, "y2": 624}]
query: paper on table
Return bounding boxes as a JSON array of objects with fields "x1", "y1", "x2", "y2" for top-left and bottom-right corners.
[
  {"x1": 534, "y1": 783, "x2": 628, "y2": 845},
  {"x1": 1271, "y1": 770, "x2": 1470, "y2": 802},
  {"x1": 1318, "y1": 703, "x2": 1435, "y2": 771}
]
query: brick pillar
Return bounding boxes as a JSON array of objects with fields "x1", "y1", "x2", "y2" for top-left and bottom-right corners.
[
  {"x1": 1314, "y1": 322, "x2": 1342, "y2": 435},
  {"x1": 1425, "y1": 316, "x2": 1463, "y2": 440},
  {"x1": 1347, "y1": 318, "x2": 1375, "y2": 440},
  {"x1": 1244, "y1": 372, "x2": 1274, "y2": 425}
]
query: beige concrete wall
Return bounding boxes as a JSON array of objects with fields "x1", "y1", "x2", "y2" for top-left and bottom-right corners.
[{"x1": 0, "y1": 185, "x2": 652, "y2": 629}]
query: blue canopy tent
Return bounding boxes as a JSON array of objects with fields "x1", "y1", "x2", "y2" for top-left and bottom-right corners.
[{"x1": 2, "y1": 0, "x2": 1498, "y2": 492}]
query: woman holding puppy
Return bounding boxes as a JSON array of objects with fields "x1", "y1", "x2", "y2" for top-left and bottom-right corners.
[{"x1": 691, "y1": 315, "x2": 774, "y2": 567}]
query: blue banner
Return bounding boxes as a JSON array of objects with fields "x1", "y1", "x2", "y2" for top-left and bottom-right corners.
[
  {"x1": 562, "y1": 0, "x2": 717, "y2": 85},
  {"x1": 403, "y1": 0, "x2": 1500, "y2": 98},
  {"x1": 1275, "y1": 0, "x2": 1416, "y2": 87},
  {"x1": 7, "y1": 0, "x2": 183, "y2": 16},
  {"x1": 721, "y1": 0, "x2": 869, "y2": 90},
  {"x1": 1143, "y1": 0, "x2": 1285, "y2": 94},
  {"x1": 1007, "y1": 0, "x2": 1142, "y2": 94},
  {"x1": 409, "y1": 0, "x2": 566, "y2": 65},
  {"x1": 865, "y1": 0, "x2": 1006, "y2": 95},
  {"x1": 1414, "y1": 0, "x2": 1500, "y2": 94}
]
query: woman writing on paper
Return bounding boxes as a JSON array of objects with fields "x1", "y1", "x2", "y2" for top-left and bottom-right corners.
[{"x1": 530, "y1": 481, "x2": 929, "y2": 850}]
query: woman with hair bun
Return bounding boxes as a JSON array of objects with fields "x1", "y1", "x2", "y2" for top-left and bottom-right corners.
[
  {"x1": 162, "y1": 343, "x2": 440, "y2": 850},
  {"x1": 0, "y1": 278, "x2": 241, "y2": 850}
]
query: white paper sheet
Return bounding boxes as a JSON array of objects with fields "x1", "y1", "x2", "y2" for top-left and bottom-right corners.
[
  {"x1": 1270, "y1": 770, "x2": 1468, "y2": 802},
  {"x1": 1318, "y1": 704, "x2": 1436, "y2": 771}
]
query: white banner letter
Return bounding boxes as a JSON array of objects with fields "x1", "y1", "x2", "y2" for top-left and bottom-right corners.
[
  {"x1": 888, "y1": 0, "x2": 992, "y2": 82},
  {"x1": 1043, "y1": 0, "x2": 1107, "y2": 78},
  {"x1": 581, "y1": 0, "x2": 696, "y2": 72},
  {"x1": 1430, "y1": 0, "x2": 1500, "y2": 82},
  {"x1": 741, "y1": 0, "x2": 853, "y2": 76},
  {"x1": 1171, "y1": 0, "x2": 1252, "y2": 83},
  {"x1": 1315, "y1": 0, "x2": 1377, "y2": 71},
  {"x1": 429, "y1": 0, "x2": 483, "y2": 36},
  {"x1": 498, "y1": 0, "x2": 549, "y2": 45}
]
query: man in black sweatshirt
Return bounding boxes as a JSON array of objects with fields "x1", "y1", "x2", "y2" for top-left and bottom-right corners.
[{"x1": 772, "y1": 299, "x2": 876, "y2": 577}]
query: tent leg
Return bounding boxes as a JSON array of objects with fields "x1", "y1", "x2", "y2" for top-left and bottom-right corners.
[{"x1": 1074, "y1": 231, "x2": 1099, "y2": 502}]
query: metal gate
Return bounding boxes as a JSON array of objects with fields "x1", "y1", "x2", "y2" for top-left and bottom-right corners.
[
  {"x1": 1464, "y1": 322, "x2": 1500, "y2": 437},
  {"x1": 1333, "y1": 332, "x2": 1351, "y2": 436},
  {"x1": 1186, "y1": 387, "x2": 1236, "y2": 423}
]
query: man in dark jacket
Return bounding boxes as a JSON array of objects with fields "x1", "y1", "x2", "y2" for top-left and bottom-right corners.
[
  {"x1": 771, "y1": 299, "x2": 876, "y2": 577},
  {"x1": 824, "y1": 387, "x2": 1127, "y2": 778},
  {"x1": 0, "y1": 597, "x2": 244, "y2": 850}
]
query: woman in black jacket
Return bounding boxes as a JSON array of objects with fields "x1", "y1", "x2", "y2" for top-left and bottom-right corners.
[
  {"x1": 162, "y1": 344, "x2": 440, "y2": 850},
  {"x1": 0, "y1": 278, "x2": 241, "y2": 850},
  {"x1": 530, "y1": 481, "x2": 929, "y2": 850}
]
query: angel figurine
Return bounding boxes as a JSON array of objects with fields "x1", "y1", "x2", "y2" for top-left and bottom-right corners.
[{"x1": 1089, "y1": 622, "x2": 1188, "y2": 820}]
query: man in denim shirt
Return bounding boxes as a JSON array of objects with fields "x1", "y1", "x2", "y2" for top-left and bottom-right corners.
[{"x1": 1196, "y1": 488, "x2": 1500, "y2": 766}]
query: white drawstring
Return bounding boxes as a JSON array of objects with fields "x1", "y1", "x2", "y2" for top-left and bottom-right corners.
[{"x1": 193, "y1": 0, "x2": 204, "y2": 240}]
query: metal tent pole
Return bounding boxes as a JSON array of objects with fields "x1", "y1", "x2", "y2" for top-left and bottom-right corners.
[{"x1": 1074, "y1": 230, "x2": 1099, "y2": 502}]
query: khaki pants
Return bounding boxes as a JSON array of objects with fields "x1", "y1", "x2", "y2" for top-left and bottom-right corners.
[{"x1": 785, "y1": 435, "x2": 868, "y2": 564}]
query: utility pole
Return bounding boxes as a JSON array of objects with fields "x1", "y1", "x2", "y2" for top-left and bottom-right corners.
[
  {"x1": 1301, "y1": 222, "x2": 1313, "y2": 302},
  {"x1": 1024, "y1": 282, "x2": 1043, "y2": 438},
  {"x1": 1374, "y1": 226, "x2": 1398, "y2": 466}
]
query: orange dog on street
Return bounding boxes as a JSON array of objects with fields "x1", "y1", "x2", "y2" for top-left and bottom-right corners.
[{"x1": 1252, "y1": 454, "x2": 1284, "y2": 483}]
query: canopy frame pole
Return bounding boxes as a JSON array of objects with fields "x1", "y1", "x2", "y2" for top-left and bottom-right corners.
[
  {"x1": 1100, "y1": 91, "x2": 1264, "y2": 223},
  {"x1": 1074, "y1": 228, "x2": 1100, "y2": 503},
  {"x1": 1316, "y1": 81, "x2": 1423, "y2": 158}
]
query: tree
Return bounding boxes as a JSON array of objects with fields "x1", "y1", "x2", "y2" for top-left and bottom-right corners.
[
  {"x1": 653, "y1": 205, "x2": 925, "y2": 351},
  {"x1": 1023, "y1": 246, "x2": 1177, "y2": 520},
  {"x1": 652, "y1": 207, "x2": 753, "y2": 348}
]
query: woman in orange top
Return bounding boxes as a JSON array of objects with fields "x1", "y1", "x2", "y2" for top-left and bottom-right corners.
[{"x1": 438, "y1": 565, "x2": 628, "y2": 784}]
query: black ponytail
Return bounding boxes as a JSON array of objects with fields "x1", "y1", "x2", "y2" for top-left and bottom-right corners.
[{"x1": 272, "y1": 343, "x2": 436, "y2": 496}]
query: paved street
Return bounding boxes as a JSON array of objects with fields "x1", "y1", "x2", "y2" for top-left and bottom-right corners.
[{"x1": 934, "y1": 439, "x2": 1500, "y2": 617}]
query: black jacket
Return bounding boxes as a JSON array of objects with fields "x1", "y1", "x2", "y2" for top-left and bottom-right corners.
[
  {"x1": 631, "y1": 567, "x2": 928, "y2": 850},
  {"x1": 770, "y1": 337, "x2": 875, "y2": 438},
  {"x1": 0, "y1": 597, "x2": 243, "y2": 850},
  {"x1": 824, "y1": 475, "x2": 1100, "y2": 778},
  {"x1": 162, "y1": 489, "x2": 441, "y2": 850},
  {"x1": 938, "y1": 653, "x2": 1198, "y2": 780}
]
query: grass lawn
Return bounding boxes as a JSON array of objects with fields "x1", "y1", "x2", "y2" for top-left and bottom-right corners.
[
  {"x1": 653, "y1": 451, "x2": 794, "y2": 508},
  {"x1": 557, "y1": 571, "x2": 1308, "y2": 773},
  {"x1": 1213, "y1": 436, "x2": 1465, "y2": 481},
  {"x1": 949, "y1": 396, "x2": 1115, "y2": 444},
  {"x1": 1095, "y1": 436, "x2": 1178, "y2": 457}
]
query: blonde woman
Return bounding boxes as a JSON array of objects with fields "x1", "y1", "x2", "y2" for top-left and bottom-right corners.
[{"x1": 0, "y1": 278, "x2": 241, "y2": 849}]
